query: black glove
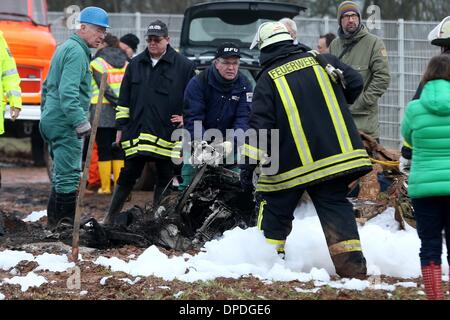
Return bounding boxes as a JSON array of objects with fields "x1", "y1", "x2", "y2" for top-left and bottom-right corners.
[
  {"x1": 240, "y1": 165, "x2": 256, "y2": 192},
  {"x1": 75, "y1": 121, "x2": 91, "y2": 138}
]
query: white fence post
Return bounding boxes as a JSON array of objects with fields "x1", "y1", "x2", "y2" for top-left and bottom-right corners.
[
  {"x1": 398, "y1": 18, "x2": 405, "y2": 148},
  {"x1": 324, "y1": 16, "x2": 329, "y2": 34},
  {"x1": 135, "y1": 11, "x2": 141, "y2": 37}
]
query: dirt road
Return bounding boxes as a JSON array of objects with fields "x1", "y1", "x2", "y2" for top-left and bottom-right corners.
[{"x1": 0, "y1": 165, "x2": 434, "y2": 301}]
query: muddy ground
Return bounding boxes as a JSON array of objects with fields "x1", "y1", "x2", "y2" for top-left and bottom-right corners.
[{"x1": 0, "y1": 155, "x2": 443, "y2": 301}]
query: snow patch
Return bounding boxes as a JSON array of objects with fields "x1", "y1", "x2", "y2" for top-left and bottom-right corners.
[
  {"x1": 3, "y1": 272, "x2": 47, "y2": 292},
  {"x1": 100, "y1": 276, "x2": 112, "y2": 285},
  {"x1": 294, "y1": 287, "x2": 320, "y2": 294},
  {"x1": 23, "y1": 210, "x2": 47, "y2": 222},
  {"x1": 0, "y1": 250, "x2": 34, "y2": 270},
  {"x1": 34, "y1": 253, "x2": 75, "y2": 272}
]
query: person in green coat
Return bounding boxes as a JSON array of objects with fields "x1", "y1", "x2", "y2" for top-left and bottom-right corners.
[
  {"x1": 40, "y1": 7, "x2": 109, "y2": 228},
  {"x1": 400, "y1": 55, "x2": 450, "y2": 300},
  {"x1": 329, "y1": 1, "x2": 390, "y2": 139}
]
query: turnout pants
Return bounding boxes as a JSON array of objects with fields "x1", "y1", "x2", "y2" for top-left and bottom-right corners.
[
  {"x1": 256, "y1": 175, "x2": 367, "y2": 278},
  {"x1": 117, "y1": 155, "x2": 174, "y2": 204}
]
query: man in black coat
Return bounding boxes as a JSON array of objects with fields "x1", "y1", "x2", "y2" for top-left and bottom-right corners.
[{"x1": 104, "y1": 20, "x2": 195, "y2": 224}]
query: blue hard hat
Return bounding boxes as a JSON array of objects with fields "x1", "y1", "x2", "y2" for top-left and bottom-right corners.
[{"x1": 79, "y1": 6, "x2": 109, "y2": 28}]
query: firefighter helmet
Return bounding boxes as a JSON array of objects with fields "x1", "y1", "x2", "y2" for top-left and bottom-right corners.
[
  {"x1": 250, "y1": 22, "x2": 293, "y2": 50},
  {"x1": 428, "y1": 16, "x2": 450, "y2": 47}
]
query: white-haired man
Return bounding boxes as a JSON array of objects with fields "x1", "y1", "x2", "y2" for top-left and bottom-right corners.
[
  {"x1": 40, "y1": 7, "x2": 109, "y2": 228},
  {"x1": 279, "y1": 17, "x2": 298, "y2": 44}
]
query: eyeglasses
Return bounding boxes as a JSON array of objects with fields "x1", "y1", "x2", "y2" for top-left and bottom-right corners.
[
  {"x1": 146, "y1": 36, "x2": 165, "y2": 43},
  {"x1": 217, "y1": 58, "x2": 240, "y2": 66},
  {"x1": 342, "y1": 13, "x2": 359, "y2": 21}
]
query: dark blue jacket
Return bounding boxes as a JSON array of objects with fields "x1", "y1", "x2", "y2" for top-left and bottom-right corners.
[{"x1": 183, "y1": 65, "x2": 253, "y2": 140}]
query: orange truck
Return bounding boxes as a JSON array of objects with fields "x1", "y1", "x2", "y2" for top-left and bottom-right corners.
[{"x1": 1, "y1": 0, "x2": 56, "y2": 165}]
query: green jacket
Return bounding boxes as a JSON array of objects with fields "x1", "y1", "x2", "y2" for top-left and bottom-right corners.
[
  {"x1": 41, "y1": 34, "x2": 92, "y2": 130},
  {"x1": 329, "y1": 25, "x2": 390, "y2": 138},
  {"x1": 401, "y1": 79, "x2": 450, "y2": 198}
]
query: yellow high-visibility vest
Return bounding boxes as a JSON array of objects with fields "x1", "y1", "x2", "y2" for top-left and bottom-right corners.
[
  {"x1": 90, "y1": 57, "x2": 127, "y2": 104},
  {"x1": 0, "y1": 31, "x2": 22, "y2": 135}
]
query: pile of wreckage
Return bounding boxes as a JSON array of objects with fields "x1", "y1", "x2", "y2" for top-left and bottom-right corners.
[
  {"x1": 52, "y1": 133, "x2": 414, "y2": 250},
  {"x1": 0, "y1": 134, "x2": 415, "y2": 251}
]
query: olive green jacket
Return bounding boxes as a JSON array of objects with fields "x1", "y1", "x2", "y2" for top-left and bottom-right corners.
[{"x1": 330, "y1": 25, "x2": 390, "y2": 138}]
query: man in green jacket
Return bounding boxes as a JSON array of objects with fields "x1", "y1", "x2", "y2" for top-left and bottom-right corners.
[
  {"x1": 329, "y1": 1, "x2": 390, "y2": 139},
  {"x1": 40, "y1": 7, "x2": 109, "y2": 228}
]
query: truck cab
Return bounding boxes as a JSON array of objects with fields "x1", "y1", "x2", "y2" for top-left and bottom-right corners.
[{"x1": 1, "y1": 0, "x2": 56, "y2": 164}]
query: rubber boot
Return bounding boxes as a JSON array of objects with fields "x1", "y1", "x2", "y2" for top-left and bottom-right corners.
[
  {"x1": 331, "y1": 251, "x2": 367, "y2": 279},
  {"x1": 103, "y1": 184, "x2": 133, "y2": 225},
  {"x1": 112, "y1": 160, "x2": 124, "y2": 186},
  {"x1": 55, "y1": 192, "x2": 77, "y2": 225},
  {"x1": 46, "y1": 188, "x2": 57, "y2": 229},
  {"x1": 98, "y1": 161, "x2": 112, "y2": 194},
  {"x1": 421, "y1": 262, "x2": 444, "y2": 300}
]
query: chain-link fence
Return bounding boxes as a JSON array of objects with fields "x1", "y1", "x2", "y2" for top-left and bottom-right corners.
[{"x1": 48, "y1": 12, "x2": 441, "y2": 148}]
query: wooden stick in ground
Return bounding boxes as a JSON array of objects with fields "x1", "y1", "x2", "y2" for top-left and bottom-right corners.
[{"x1": 71, "y1": 72, "x2": 107, "y2": 262}]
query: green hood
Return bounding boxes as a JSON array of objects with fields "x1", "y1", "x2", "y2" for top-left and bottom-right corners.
[{"x1": 421, "y1": 79, "x2": 450, "y2": 116}]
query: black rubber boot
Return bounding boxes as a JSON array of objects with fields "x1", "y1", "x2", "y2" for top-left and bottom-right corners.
[
  {"x1": 55, "y1": 192, "x2": 77, "y2": 225},
  {"x1": 46, "y1": 189, "x2": 57, "y2": 229},
  {"x1": 103, "y1": 184, "x2": 133, "y2": 225},
  {"x1": 332, "y1": 251, "x2": 367, "y2": 279}
]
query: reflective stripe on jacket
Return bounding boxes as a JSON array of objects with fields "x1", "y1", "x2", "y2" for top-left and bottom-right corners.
[{"x1": 90, "y1": 57, "x2": 127, "y2": 104}]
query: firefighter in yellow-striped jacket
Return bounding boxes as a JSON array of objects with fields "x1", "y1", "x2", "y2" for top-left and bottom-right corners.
[
  {"x1": 90, "y1": 34, "x2": 128, "y2": 195},
  {"x1": 0, "y1": 31, "x2": 21, "y2": 188},
  {"x1": 103, "y1": 20, "x2": 195, "y2": 225},
  {"x1": 240, "y1": 22, "x2": 372, "y2": 279}
]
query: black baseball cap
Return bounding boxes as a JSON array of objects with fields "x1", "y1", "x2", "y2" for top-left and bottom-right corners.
[
  {"x1": 215, "y1": 42, "x2": 241, "y2": 59},
  {"x1": 145, "y1": 20, "x2": 168, "y2": 37}
]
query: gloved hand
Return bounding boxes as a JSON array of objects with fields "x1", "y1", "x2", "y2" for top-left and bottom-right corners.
[
  {"x1": 399, "y1": 156, "x2": 411, "y2": 175},
  {"x1": 240, "y1": 165, "x2": 256, "y2": 192},
  {"x1": 192, "y1": 140, "x2": 216, "y2": 165},
  {"x1": 75, "y1": 121, "x2": 91, "y2": 138},
  {"x1": 9, "y1": 107, "x2": 21, "y2": 121},
  {"x1": 213, "y1": 141, "x2": 233, "y2": 158}
]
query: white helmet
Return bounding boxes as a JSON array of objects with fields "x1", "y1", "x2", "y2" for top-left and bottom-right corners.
[
  {"x1": 428, "y1": 16, "x2": 450, "y2": 47},
  {"x1": 250, "y1": 21, "x2": 293, "y2": 50}
]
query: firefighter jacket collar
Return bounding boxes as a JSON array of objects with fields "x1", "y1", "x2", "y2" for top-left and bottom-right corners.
[
  {"x1": 259, "y1": 42, "x2": 307, "y2": 67},
  {"x1": 71, "y1": 33, "x2": 92, "y2": 59}
]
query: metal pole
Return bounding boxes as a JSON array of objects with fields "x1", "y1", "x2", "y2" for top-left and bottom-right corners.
[
  {"x1": 324, "y1": 16, "x2": 329, "y2": 34},
  {"x1": 71, "y1": 73, "x2": 107, "y2": 262},
  {"x1": 398, "y1": 19, "x2": 405, "y2": 149},
  {"x1": 135, "y1": 12, "x2": 141, "y2": 50}
]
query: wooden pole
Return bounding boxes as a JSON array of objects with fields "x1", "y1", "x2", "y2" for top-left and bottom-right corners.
[{"x1": 71, "y1": 73, "x2": 107, "y2": 262}]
